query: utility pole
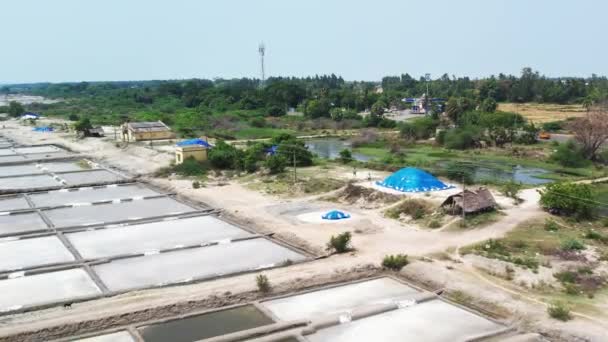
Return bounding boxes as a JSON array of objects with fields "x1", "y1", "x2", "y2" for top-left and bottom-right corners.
[
  {"x1": 292, "y1": 151, "x2": 297, "y2": 184},
  {"x1": 461, "y1": 173, "x2": 466, "y2": 225}
]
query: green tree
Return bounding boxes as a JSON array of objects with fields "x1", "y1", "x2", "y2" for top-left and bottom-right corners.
[
  {"x1": 208, "y1": 141, "x2": 241, "y2": 169},
  {"x1": 8, "y1": 101, "x2": 25, "y2": 117},
  {"x1": 304, "y1": 99, "x2": 331, "y2": 118},
  {"x1": 479, "y1": 98, "x2": 498, "y2": 113},
  {"x1": 338, "y1": 149, "x2": 353, "y2": 163},
  {"x1": 74, "y1": 117, "x2": 93, "y2": 136},
  {"x1": 539, "y1": 182, "x2": 596, "y2": 220},
  {"x1": 265, "y1": 154, "x2": 287, "y2": 174},
  {"x1": 267, "y1": 105, "x2": 286, "y2": 117},
  {"x1": 551, "y1": 141, "x2": 590, "y2": 168}
]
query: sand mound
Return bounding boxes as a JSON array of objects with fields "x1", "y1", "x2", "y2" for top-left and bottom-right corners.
[{"x1": 325, "y1": 183, "x2": 401, "y2": 208}]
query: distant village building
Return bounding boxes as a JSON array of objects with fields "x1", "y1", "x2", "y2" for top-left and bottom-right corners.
[
  {"x1": 174, "y1": 138, "x2": 212, "y2": 164},
  {"x1": 441, "y1": 188, "x2": 497, "y2": 215},
  {"x1": 122, "y1": 121, "x2": 174, "y2": 141},
  {"x1": 175, "y1": 145, "x2": 208, "y2": 164},
  {"x1": 85, "y1": 127, "x2": 105, "y2": 137}
]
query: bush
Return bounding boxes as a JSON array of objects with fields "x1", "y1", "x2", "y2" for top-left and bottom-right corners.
[
  {"x1": 385, "y1": 199, "x2": 433, "y2": 220},
  {"x1": 326, "y1": 232, "x2": 352, "y2": 254},
  {"x1": 273, "y1": 135, "x2": 313, "y2": 167},
  {"x1": 208, "y1": 141, "x2": 242, "y2": 169},
  {"x1": 547, "y1": 301, "x2": 572, "y2": 321},
  {"x1": 444, "y1": 163, "x2": 474, "y2": 185},
  {"x1": 539, "y1": 182, "x2": 596, "y2": 220},
  {"x1": 400, "y1": 117, "x2": 439, "y2": 141},
  {"x1": 428, "y1": 219, "x2": 441, "y2": 228},
  {"x1": 501, "y1": 181, "x2": 523, "y2": 201},
  {"x1": 338, "y1": 149, "x2": 353, "y2": 163},
  {"x1": 442, "y1": 126, "x2": 482, "y2": 150},
  {"x1": 382, "y1": 254, "x2": 409, "y2": 271},
  {"x1": 542, "y1": 121, "x2": 563, "y2": 132},
  {"x1": 192, "y1": 180, "x2": 201, "y2": 189},
  {"x1": 249, "y1": 117, "x2": 266, "y2": 128},
  {"x1": 174, "y1": 157, "x2": 208, "y2": 176},
  {"x1": 544, "y1": 219, "x2": 559, "y2": 231},
  {"x1": 265, "y1": 154, "x2": 287, "y2": 174},
  {"x1": 583, "y1": 229, "x2": 606, "y2": 242},
  {"x1": 68, "y1": 114, "x2": 80, "y2": 121},
  {"x1": 256, "y1": 274, "x2": 271, "y2": 293},
  {"x1": 267, "y1": 105, "x2": 286, "y2": 117},
  {"x1": 560, "y1": 238, "x2": 585, "y2": 251},
  {"x1": 551, "y1": 141, "x2": 590, "y2": 168}
]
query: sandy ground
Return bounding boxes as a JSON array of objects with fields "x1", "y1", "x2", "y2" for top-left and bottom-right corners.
[{"x1": 1, "y1": 119, "x2": 607, "y2": 341}]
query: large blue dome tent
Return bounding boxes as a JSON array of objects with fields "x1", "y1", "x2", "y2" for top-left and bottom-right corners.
[
  {"x1": 376, "y1": 167, "x2": 453, "y2": 193},
  {"x1": 322, "y1": 210, "x2": 351, "y2": 220}
]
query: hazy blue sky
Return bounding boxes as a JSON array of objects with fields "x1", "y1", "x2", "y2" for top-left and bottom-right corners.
[{"x1": 1, "y1": 0, "x2": 606, "y2": 83}]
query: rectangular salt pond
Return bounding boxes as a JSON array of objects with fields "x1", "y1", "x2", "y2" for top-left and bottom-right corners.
[
  {"x1": 306, "y1": 299, "x2": 504, "y2": 342},
  {"x1": 0, "y1": 174, "x2": 60, "y2": 191},
  {"x1": 59, "y1": 169, "x2": 125, "y2": 186},
  {"x1": 0, "y1": 212, "x2": 48, "y2": 236},
  {"x1": 0, "y1": 149, "x2": 16, "y2": 156},
  {"x1": 0, "y1": 268, "x2": 101, "y2": 312},
  {"x1": 0, "y1": 196, "x2": 30, "y2": 211},
  {"x1": 264, "y1": 278, "x2": 421, "y2": 321},
  {"x1": 0, "y1": 164, "x2": 44, "y2": 176},
  {"x1": 44, "y1": 197, "x2": 197, "y2": 227},
  {"x1": 75, "y1": 331, "x2": 135, "y2": 342},
  {"x1": 140, "y1": 305, "x2": 273, "y2": 342},
  {"x1": 13, "y1": 146, "x2": 65, "y2": 154},
  {"x1": 0, "y1": 155, "x2": 27, "y2": 164},
  {"x1": 68, "y1": 215, "x2": 253, "y2": 259},
  {"x1": 29, "y1": 184, "x2": 161, "y2": 208},
  {"x1": 93, "y1": 238, "x2": 306, "y2": 292},
  {"x1": 0, "y1": 236, "x2": 74, "y2": 272}
]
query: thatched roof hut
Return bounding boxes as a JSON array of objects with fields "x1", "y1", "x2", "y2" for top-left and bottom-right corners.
[{"x1": 441, "y1": 188, "x2": 497, "y2": 215}]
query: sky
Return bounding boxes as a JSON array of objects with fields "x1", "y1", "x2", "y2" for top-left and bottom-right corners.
[{"x1": 1, "y1": 0, "x2": 607, "y2": 83}]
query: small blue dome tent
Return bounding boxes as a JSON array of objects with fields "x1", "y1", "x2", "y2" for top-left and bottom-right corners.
[
  {"x1": 176, "y1": 138, "x2": 213, "y2": 148},
  {"x1": 376, "y1": 167, "x2": 453, "y2": 193},
  {"x1": 322, "y1": 210, "x2": 351, "y2": 220}
]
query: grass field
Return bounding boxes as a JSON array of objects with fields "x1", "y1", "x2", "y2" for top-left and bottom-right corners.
[{"x1": 498, "y1": 103, "x2": 586, "y2": 123}]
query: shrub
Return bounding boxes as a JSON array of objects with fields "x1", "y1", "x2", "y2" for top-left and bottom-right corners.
[
  {"x1": 551, "y1": 140, "x2": 590, "y2": 168},
  {"x1": 339, "y1": 149, "x2": 353, "y2": 164},
  {"x1": 544, "y1": 219, "x2": 559, "y2": 231},
  {"x1": 249, "y1": 117, "x2": 266, "y2": 128},
  {"x1": 208, "y1": 141, "x2": 242, "y2": 169},
  {"x1": 428, "y1": 219, "x2": 441, "y2": 228},
  {"x1": 441, "y1": 126, "x2": 482, "y2": 150},
  {"x1": 547, "y1": 301, "x2": 572, "y2": 321},
  {"x1": 173, "y1": 157, "x2": 208, "y2": 176},
  {"x1": 539, "y1": 182, "x2": 596, "y2": 220},
  {"x1": 542, "y1": 121, "x2": 563, "y2": 132},
  {"x1": 560, "y1": 238, "x2": 585, "y2": 251},
  {"x1": 192, "y1": 180, "x2": 201, "y2": 189},
  {"x1": 267, "y1": 105, "x2": 286, "y2": 117},
  {"x1": 256, "y1": 274, "x2": 271, "y2": 293},
  {"x1": 554, "y1": 271, "x2": 577, "y2": 284},
  {"x1": 385, "y1": 199, "x2": 433, "y2": 220},
  {"x1": 326, "y1": 232, "x2": 352, "y2": 254},
  {"x1": 444, "y1": 163, "x2": 474, "y2": 185},
  {"x1": 400, "y1": 117, "x2": 439, "y2": 141},
  {"x1": 501, "y1": 181, "x2": 523, "y2": 201},
  {"x1": 382, "y1": 254, "x2": 409, "y2": 271},
  {"x1": 68, "y1": 114, "x2": 80, "y2": 121},
  {"x1": 265, "y1": 154, "x2": 287, "y2": 174},
  {"x1": 583, "y1": 229, "x2": 606, "y2": 242}
]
